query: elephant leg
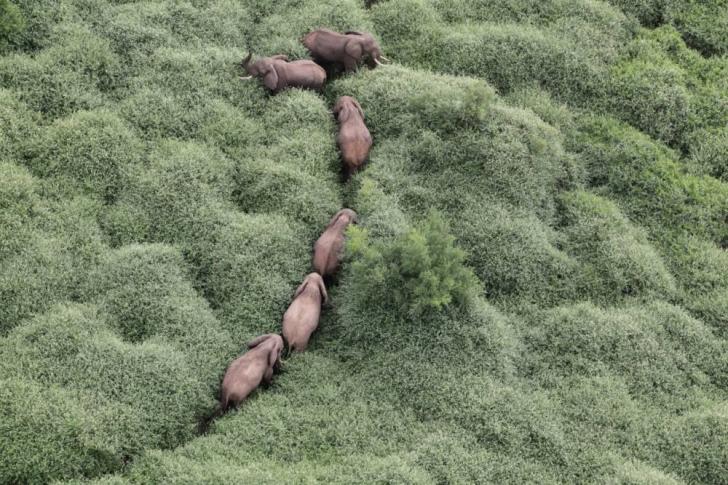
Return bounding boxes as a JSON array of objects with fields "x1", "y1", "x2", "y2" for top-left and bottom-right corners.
[
  {"x1": 343, "y1": 57, "x2": 358, "y2": 73},
  {"x1": 262, "y1": 366, "x2": 273, "y2": 385}
]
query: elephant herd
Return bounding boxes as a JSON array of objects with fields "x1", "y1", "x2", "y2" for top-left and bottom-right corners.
[{"x1": 220, "y1": 29, "x2": 384, "y2": 411}]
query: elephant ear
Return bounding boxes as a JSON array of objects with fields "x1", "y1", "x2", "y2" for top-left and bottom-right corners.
[
  {"x1": 344, "y1": 39, "x2": 363, "y2": 60},
  {"x1": 268, "y1": 341, "x2": 281, "y2": 369},
  {"x1": 345, "y1": 31, "x2": 364, "y2": 36},
  {"x1": 317, "y1": 276, "x2": 328, "y2": 304},
  {"x1": 353, "y1": 99, "x2": 365, "y2": 120},
  {"x1": 271, "y1": 54, "x2": 289, "y2": 61},
  {"x1": 247, "y1": 334, "x2": 270, "y2": 349},
  {"x1": 326, "y1": 210, "x2": 344, "y2": 229},
  {"x1": 293, "y1": 279, "x2": 309, "y2": 299},
  {"x1": 262, "y1": 65, "x2": 280, "y2": 90}
]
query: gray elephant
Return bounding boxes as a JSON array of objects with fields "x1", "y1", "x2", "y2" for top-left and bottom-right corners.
[
  {"x1": 239, "y1": 53, "x2": 326, "y2": 92},
  {"x1": 302, "y1": 29, "x2": 389, "y2": 72},
  {"x1": 334, "y1": 96, "x2": 372, "y2": 178},
  {"x1": 313, "y1": 209, "x2": 357, "y2": 277},
  {"x1": 282, "y1": 273, "x2": 328, "y2": 353},
  {"x1": 220, "y1": 333, "x2": 283, "y2": 410}
]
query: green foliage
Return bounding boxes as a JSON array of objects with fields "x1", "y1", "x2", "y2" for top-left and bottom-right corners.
[
  {"x1": 0, "y1": 378, "x2": 118, "y2": 484},
  {"x1": 1, "y1": 0, "x2": 727, "y2": 483},
  {"x1": 521, "y1": 301, "x2": 725, "y2": 406},
  {"x1": 0, "y1": 0, "x2": 24, "y2": 51},
  {"x1": 0, "y1": 162, "x2": 38, "y2": 260},
  {"x1": 670, "y1": 0, "x2": 728, "y2": 56},
  {"x1": 346, "y1": 212, "x2": 478, "y2": 318},
  {"x1": 573, "y1": 115, "x2": 728, "y2": 247},
  {"x1": 558, "y1": 190, "x2": 676, "y2": 302},
  {"x1": 25, "y1": 109, "x2": 143, "y2": 201},
  {"x1": 0, "y1": 304, "x2": 216, "y2": 474}
]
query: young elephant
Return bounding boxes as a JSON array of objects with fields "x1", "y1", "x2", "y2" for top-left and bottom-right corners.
[
  {"x1": 240, "y1": 53, "x2": 326, "y2": 92},
  {"x1": 220, "y1": 333, "x2": 283, "y2": 410},
  {"x1": 302, "y1": 29, "x2": 389, "y2": 72},
  {"x1": 313, "y1": 208, "x2": 357, "y2": 277},
  {"x1": 282, "y1": 273, "x2": 328, "y2": 353},
  {"x1": 334, "y1": 96, "x2": 372, "y2": 178}
]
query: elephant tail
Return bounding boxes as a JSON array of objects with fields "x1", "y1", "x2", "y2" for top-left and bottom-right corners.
[{"x1": 197, "y1": 404, "x2": 224, "y2": 435}]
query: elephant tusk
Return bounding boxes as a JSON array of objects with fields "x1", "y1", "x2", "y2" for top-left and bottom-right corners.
[
  {"x1": 239, "y1": 76, "x2": 253, "y2": 80},
  {"x1": 374, "y1": 58, "x2": 385, "y2": 66},
  {"x1": 379, "y1": 55, "x2": 391, "y2": 62}
]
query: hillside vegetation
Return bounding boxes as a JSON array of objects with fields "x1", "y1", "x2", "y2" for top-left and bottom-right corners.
[{"x1": 1, "y1": 0, "x2": 727, "y2": 483}]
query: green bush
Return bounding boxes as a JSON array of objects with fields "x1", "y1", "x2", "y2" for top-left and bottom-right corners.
[
  {"x1": 191, "y1": 212, "x2": 310, "y2": 336},
  {"x1": 10, "y1": 0, "x2": 67, "y2": 51},
  {"x1": 25, "y1": 110, "x2": 143, "y2": 201},
  {"x1": 558, "y1": 190, "x2": 676, "y2": 302},
  {"x1": 0, "y1": 378, "x2": 118, "y2": 484},
  {"x1": 331, "y1": 65, "x2": 495, "y2": 139},
  {"x1": 345, "y1": 212, "x2": 479, "y2": 318},
  {"x1": 687, "y1": 127, "x2": 728, "y2": 181},
  {"x1": 670, "y1": 0, "x2": 728, "y2": 56},
  {"x1": 0, "y1": 0, "x2": 24, "y2": 51},
  {"x1": 0, "y1": 88, "x2": 39, "y2": 161},
  {"x1": 0, "y1": 162, "x2": 38, "y2": 260},
  {"x1": 0, "y1": 303, "x2": 215, "y2": 463},
  {"x1": 607, "y1": 0, "x2": 669, "y2": 27},
  {"x1": 455, "y1": 204, "x2": 580, "y2": 306},
  {"x1": 0, "y1": 206, "x2": 104, "y2": 334},
  {"x1": 574, "y1": 115, "x2": 728, "y2": 246},
  {"x1": 656, "y1": 403, "x2": 728, "y2": 484},
  {"x1": 85, "y1": 244, "x2": 233, "y2": 384},
  {"x1": 521, "y1": 301, "x2": 724, "y2": 406},
  {"x1": 0, "y1": 26, "x2": 120, "y2": 118}
]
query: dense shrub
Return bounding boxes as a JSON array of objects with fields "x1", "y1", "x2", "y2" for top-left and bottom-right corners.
[
  {"x1": 0, "y1": 89, "x2": 39, "y2": 161},
  {"x1": 521, "y1": 301, "x2": 724, "y2": 406},
  {"x1": 0, "y1": 378, "x2": 118, "y2": 483},
  {"x1": 0, "y1": 304, "x2": 215, "y2": 467},
  {"x1": 0, "y1": 0, "x2": 24, "y2": 51},
  {"x1": 2, "y1": 0, "x2": 727, "y2": 482},
  {"x1": 655, "y1": 403, "x2": 728, "y2": 484},
  {"x1": 10, "y1": 0, "x2": 68, "y2": 51},
  {"x1": 574, "y1": 115, "x2": 728, "y2": 246},
  {"x1": 0, "y1": 162, "x2": 38, "y2": 260},
  {"x1": 345, "y1": 212, "x2": 478, "y2": 318},
  {"x1": 24, "y1": 110, "x2": 143, "y2": 201},
  {"x1": 85, "y1": 244, "x2": 233, "y2": 384},
  {"x1": 0, "y1": 197, "x2": 106, "y2": 334},
  {"x1": 558, "y1": 190, "x2": 676, "y2": 302},
  {"x1": 456, "y1": 203, "x2": 580, "y2": 305},
  {"x1": 670, "y1": 1, "x2": 728, "y2": 56},
  {"x1": 687, "y1": 127, "x2": 728, "y2": 181}
]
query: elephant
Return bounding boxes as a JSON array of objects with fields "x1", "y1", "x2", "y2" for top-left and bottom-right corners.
[
  {"x1": 239, "y1": 53, "x2": 326, "y2": 92},
  {"x1": 302, "y1": 29, "x2": 389, "y2": 72},
  {"x1": 282, "y1": 273, "x2": 328, "y2": 353},
  {"x1": 334, "y1": 96, "x2": 372, "y2": 178},
  {"x1": 313, "y1": 208, "x2": 357, "y2": 277},
  {"x1": 220, "y1": 333, "x2": 283, "y2": 410}
]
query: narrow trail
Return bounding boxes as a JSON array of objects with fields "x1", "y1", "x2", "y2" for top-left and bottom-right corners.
[{"x1": 196, "y1": 36, "x2": 380, "y2": 438}]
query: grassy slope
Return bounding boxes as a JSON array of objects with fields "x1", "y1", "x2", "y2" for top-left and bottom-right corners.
[{"x1": 0, "y1": 0, "x2": 726, "y2": 483}]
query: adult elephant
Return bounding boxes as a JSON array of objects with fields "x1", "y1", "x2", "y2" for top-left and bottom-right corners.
[
  {"x1": 302, "y1": 29, "x2": 389, "y2": 72},
  {"x1": 239, "y1": 53, "x2": 326, "y2": 92}
]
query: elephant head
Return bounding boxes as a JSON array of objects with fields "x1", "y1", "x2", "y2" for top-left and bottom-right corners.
[
  {"x1": 294, "y1": 273, "x2": 328, "y2": 304},
  {"x1": 247, "y1": 333, "x2": 284, "y2": 370},
  {"x1": 333, "y1": 96, "x2": 365, "y2": 122},
  {"x1": 329, "y1": 208, "x2": 358, "y2": 228},
  {"x1": 345, "y1": 31, "x2": 388, "y2": 67},
  {"x1": 240, "y1": 53, "x2": 289, "y2": 88}
]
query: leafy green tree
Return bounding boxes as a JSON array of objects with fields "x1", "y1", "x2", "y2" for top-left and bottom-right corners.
[{"x1": 347, "y1": 211, "x2": 478, "y2": 318}]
